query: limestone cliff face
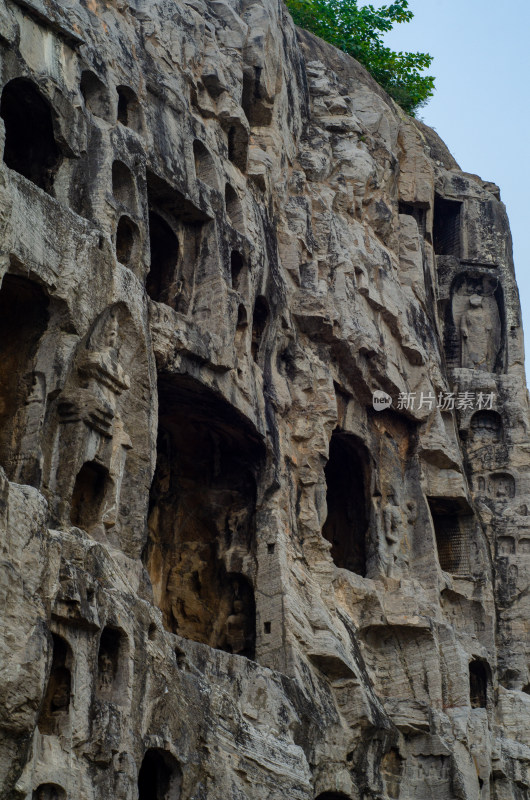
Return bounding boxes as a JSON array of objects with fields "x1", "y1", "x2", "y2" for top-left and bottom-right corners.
[{"x1": 0, "y1": 1, "x2": 529, "y2": 798}]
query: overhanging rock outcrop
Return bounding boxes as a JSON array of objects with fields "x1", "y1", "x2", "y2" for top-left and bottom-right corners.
[{"x1": 0, "y1": 0, "x2": 529, "y2": 798}]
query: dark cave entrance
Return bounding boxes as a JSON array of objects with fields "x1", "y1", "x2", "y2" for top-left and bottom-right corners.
[
  {"x1": 322, "y1": 430, "x2": 369, "y2": 576},
  {"x1": 146, "y1": 212, "x2": 180, "y2": 305},
  {"x1": 138, "y1": 749, "x2": 182, "y2": 800},
  {"x1": 0, "y1": 274, "x2": 49, "y2": 484},
  {"x1": 433, "y1": 195, "x2": 462, "y2": 257},
  {"x1": 1, "y1": 78, "x2": 61, "y2": 193},
  {"x1": 70, "y1": 460, "x2": 112, "y2": 531},
  {"x1": 38, "y1": 634, "x2": 72, "y2": 735},
  {"x1": 469, "y1": 659, "x2": 489, "y2": 709},
  {"x1": 144, "y1": 374, "x2": 264, "y2": 658}
]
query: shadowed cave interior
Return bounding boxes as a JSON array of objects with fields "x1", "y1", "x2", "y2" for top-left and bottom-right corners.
[{"x1": 144, "y1": 374, "x2": 264, "y2": 658}]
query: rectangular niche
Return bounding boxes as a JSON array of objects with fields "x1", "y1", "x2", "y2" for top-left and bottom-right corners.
[
  {"x1": 427, "y1": 498, "x2": 471, "y2": 576},
  {"x1": 433, "y1": 196, "x2": 462, "y2": 257}
]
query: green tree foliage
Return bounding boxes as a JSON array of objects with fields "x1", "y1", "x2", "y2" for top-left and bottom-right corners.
[{"x1": 285, "y1": 0, "x2": 435, "y2": 115}]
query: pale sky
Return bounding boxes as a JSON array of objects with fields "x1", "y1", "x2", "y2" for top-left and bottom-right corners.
[{"x1": 381, "y1": 0, "x2": 530, "y2": 378}]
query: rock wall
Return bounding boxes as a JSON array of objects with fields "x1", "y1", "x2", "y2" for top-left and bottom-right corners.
[{"x1": 0, "y1": 0, "x2": 529, "y2": 798}]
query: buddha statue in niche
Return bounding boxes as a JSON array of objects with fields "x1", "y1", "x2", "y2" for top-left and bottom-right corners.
[{"x1": 455, "y1": 285, "x2": 501, "y2": 371}]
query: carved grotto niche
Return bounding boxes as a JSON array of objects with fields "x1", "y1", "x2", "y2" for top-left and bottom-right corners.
[
  {"x1": 322, "y1": 430, "x2": 369, "y2": 576},
  {"x1": 242, "y1": 67, "x2": 273, "y2": 127},
  {"x1": 469, "y1": 658, "x2": 489, "y2": 709},
  {"x1": 138, "y1": 749, "x2": 182, "y2": 800},
  {"x1": 0, "y1": 274, "x2": 49, "y2": 486},
  {"x1": 470, "y1": 410, "x2": 502, "y2": 440},
  {"x1": 144, "y1": 374, "x2": 264, "y2": 656},
  {"x1": 145, "y1": 170, "x2": 208, "y2": 313},
  {"x1": 146, "y1": 212, "x2": 180, "y2": 305},
  {"x1": 433, "y1": 195, "x2": 461, "y2": 257},
  {"x1": 117, "y1": 85, "x2": 142, "y2": 132},
  {"x1": 448, "y1": 274, "x2": 502, "y2": 371},
  {"x1": 112, "y1": 160, "x2": 137, "y2": 212},
  {"x1": 1, "y1": 78, "x2": 62, "y2": 193},
  {"x1": 193, "y1": 139, "x2": 219, "y2": 189},
  {"x1": 427, "y1": 498, "x2": 472, "y2": 576},
  {"x1": 227, "y1": 120, "x2": 249, "y2": 172},
  {"x1": 38, "y1": 634, "x2": 72, "y2": 736},
  {"x1": 96, "y1": 626, "x2": 128, "y2": 702},
  {"x1": 80, "y1": 71, "x2": 112, "y2": 122},
  {"x1": 115, "y1": 215, "x2": 140, "y2": 268},
  {"x1": 70, "y1": 460, "x2": 112, "y2": 529},
  {"x1": 33, "y1": 785, "x2": 66, "y2": 800},
  {"x1": 519, "y1": 538, "x2": 530, "y2": 555},
  {"x1": 230, "y1": 250, "x2": 248, "y2": 293},
  {"x1": 489, "y1": 472, "x2": 515, "y2": 500},
  {"x1": 497, "y1": 536, "x2": 515, "y2": 556},
  {"x1": 43, "y1": 303, "x2": 151, "y2": 553}
]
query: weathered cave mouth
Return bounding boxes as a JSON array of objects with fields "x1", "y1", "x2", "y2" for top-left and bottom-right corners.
[{"x1": 144, "y1": 372, "x2": 265, "y2": 658}]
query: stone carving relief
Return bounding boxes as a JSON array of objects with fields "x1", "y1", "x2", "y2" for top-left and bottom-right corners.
[
  {"x1": 498, "y1": 536, "x2": 515, "y2": 556},
  {"x1": 378, "y1": 490, "x2": 415, "y2": 578},
  {"x1": 519, "y1": 538, "x2": 530, "y2": 555},
  {"x1": 452, "y1": 275, "x2": 501, "y2": 371},
  {"x1": 113, "y1": 752, "x2": 137, "y2": 800},
  {"x1": 489, "y1": 472, "x2": 515, "y2": 500},
  {"x1": 44, "y1": 306, "x2": 132, "y2": 534}
]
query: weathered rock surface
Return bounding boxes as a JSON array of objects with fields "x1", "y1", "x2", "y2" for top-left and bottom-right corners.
[{"x1": 0, "y1": 0, "x2": 529, "y2": 798}]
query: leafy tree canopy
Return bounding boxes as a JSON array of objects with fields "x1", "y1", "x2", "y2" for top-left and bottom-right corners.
[{"x1": 285, "y1": 0, "x2": 435, "y2": 115}]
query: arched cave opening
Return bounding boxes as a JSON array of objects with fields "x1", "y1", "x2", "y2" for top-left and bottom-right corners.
[
  {"x1": 322, "y1": 430, "x2": 369, "y2": 576},
  {"x1": 144, "y1": 374, "x2": 263, "y2": 657},
  {"x1": 138, "y1": 748, "x2": 182, "y2": 800},
  {"x1": 33, "y1": 785, "x2": 66, "y2": 800},
  {"x1": 116, "y1": 215, "x2": 139, "y2": 268},
  {"x1": 80, "y1": 70, "x2": 111, "y2": 120},
  {"x1": 97, "y1": 626, "x2": 128, "y2": 701},
  {"x1": 1, "y1": 78, "x2": 61, "y2": 193},
  {"x1": 70, "y1": 460, "x2": 112, "y2": 532}
]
